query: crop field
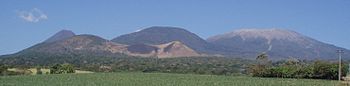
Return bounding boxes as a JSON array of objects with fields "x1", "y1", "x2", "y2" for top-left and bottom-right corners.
[{"x1": 0, "y1": 72, "x2": 339, "y2": 86}]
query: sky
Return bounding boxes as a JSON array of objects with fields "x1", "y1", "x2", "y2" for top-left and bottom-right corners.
[{"x1": 0, "y1": 0, "x2": 349, "y2": 55}]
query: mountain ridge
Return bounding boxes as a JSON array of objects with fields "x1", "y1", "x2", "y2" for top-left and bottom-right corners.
[
  {"x1": 5, "y1": 32, "x2": 202, "y2": 59},
  {"x1": 1, "y1": 27, "x2": 349, "y2": 61}
]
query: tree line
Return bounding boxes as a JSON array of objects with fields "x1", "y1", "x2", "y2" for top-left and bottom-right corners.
[
  {"x1": 247, "y1": 53, "x2": 349, "y2": 80},
  {"x1": 1, "y1": 52, "x2": 348, "y2": 80},
  {"x1": 0, "y1": 63, "x2": 75, "y2": 76},
  {"x1": 1, "y1": 57, "x2": 251, "y2": 76}
]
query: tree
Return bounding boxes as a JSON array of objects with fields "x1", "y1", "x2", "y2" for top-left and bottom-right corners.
[
  {"x1": 0, "y1": 64, "x2": 8, "y2": 75},
  {"x1": 50, "y1": 64, "x2": 62, "y2": 74},
  {"x1": 256, "y1": 53, "x2": 270, "y2": 66},
  {"x1": 285, "y1": 57, "x2": 300, "y2": 65},
  {"x1": 50, "y1": 63, "x2": 75, "y2": 74},
  {"x1": 36, "y1": 67, "x2": 42, "y2": 75},
  {"x1": 248, "y1": 53, "x2": 272, "y2": 77},
  {"x1": 61, "y1": 63, "x2": 75, "y2": 73}
]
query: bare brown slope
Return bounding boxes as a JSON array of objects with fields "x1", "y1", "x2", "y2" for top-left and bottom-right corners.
[
  {"x1": 155, "y1": 41, "x2": 200, "y2": 58},
  {"x1": 124, "y1": 41, "x2": 201, "y2": 58}
]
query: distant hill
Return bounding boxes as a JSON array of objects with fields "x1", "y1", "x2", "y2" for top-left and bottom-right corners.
[
  {"x1": 111, "y1": 26, "x2": 212, "y2": 53},
  {"x1": 23, "y1": 34, "x2": 129, "y2": 55},
  {"x1": 0, "y1": 34, "x2": 130, "y2": 65},
  {"x1": 207, "y1": 29, "x2": 350, "y2": 60}
]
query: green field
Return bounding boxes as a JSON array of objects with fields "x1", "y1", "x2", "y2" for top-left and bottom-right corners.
[{"x1": 0, "y1": 72, "x2": 340, "y2": 86}]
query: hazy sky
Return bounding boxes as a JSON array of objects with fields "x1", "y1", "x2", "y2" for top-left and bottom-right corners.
[{"x1": 0, "y1": 0, "x2": 349, "y2": 55}]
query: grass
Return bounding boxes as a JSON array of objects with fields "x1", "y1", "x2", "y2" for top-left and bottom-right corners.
[{"x1": 0, "y1": 72, "x2": 339, "y2": 86}]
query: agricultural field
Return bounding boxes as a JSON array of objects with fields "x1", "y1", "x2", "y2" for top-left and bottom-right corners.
[{"x1": 0, "y1": 72, "x2": 339, "y2": 86}]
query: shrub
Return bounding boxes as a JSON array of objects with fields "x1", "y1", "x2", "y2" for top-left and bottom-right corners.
[
  {"x1": 248, "y1": 54, "x2": 349, "y2": 80},
  {"x1": 249, "y1": 60, "x2": 349, "y2": 80},
  {"x1": 50, "y1": 63, "x2": 75, "y2": 74}
]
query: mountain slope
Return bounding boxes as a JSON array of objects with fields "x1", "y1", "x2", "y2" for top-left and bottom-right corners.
[
  {"x1": 0, "y1": 34, "x2": 130, "y2": 65},
  {"x1": 207, "y1": 29, "x2": 350, "y2": 60},
  {"x1": 111, "y1": 26, "x2": 211, "y2": 53},
  {"x1": 155, "y1": 41, "x2": 201, "y2": 58},
  {"x1": 25, "y1": 34, "x2": 123, "y2": 54},
  {"x1": 0, "y1": 29, "x2": 204, "y2": 66}
]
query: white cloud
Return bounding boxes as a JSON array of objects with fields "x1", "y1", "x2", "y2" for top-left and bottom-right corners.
[{"x1": 17, "y1": 8, "x2": 48, "y2": 23}]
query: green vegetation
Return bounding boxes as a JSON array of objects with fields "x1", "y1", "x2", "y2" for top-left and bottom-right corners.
[
  {"x1": 50, "y1": 63, "x2": 75, "y2": 74},
  {"x1": 3, "y1": 55, "x2": 348, "y2": 80},
  {"x1": 0, "y1": 64, "x2": 8, "y2": 75},
  {"x1": 8, "y1": 68, "x2": 50, "y2": 75},
  {"x1": 0, "y1": 72, "x2": 338, "y2": 86},
  {"x1": 1, "y1": 56, "x2": 250, "y2": 75},
  {"x1": 3, "y1": 63, "x2": 77, "y2": 75},
  {"x1": 5, "y1": 63, "x2": 92, "y2": 76},
  {"x1": 248, "y1": 53, "x2": 349, "y2": 80},
  {"x1": 84, "y1": 57, "x2": 250, "y2": 76},
  {"x1": 7, "y1": 68, "x2": 92, "y2": 75},
  {"x1": 0, "y1": 64, "x2": 30, "y2": 76}
]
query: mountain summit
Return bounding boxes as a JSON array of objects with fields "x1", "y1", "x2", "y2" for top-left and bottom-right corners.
[
  {"x1": 208, "y1": 29, "x2": 349, "y2": 60},
  {"x1": 112, "y1": 26, "x2": 211, "y2": 53},
  {"x1": 44, "y1": 30, "x2": 76, "y2": 43}
]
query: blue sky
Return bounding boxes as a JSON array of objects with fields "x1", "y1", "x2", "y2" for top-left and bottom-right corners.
[{"x1": 0, "y1": 0, "x2": 349, "y2": 55}]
